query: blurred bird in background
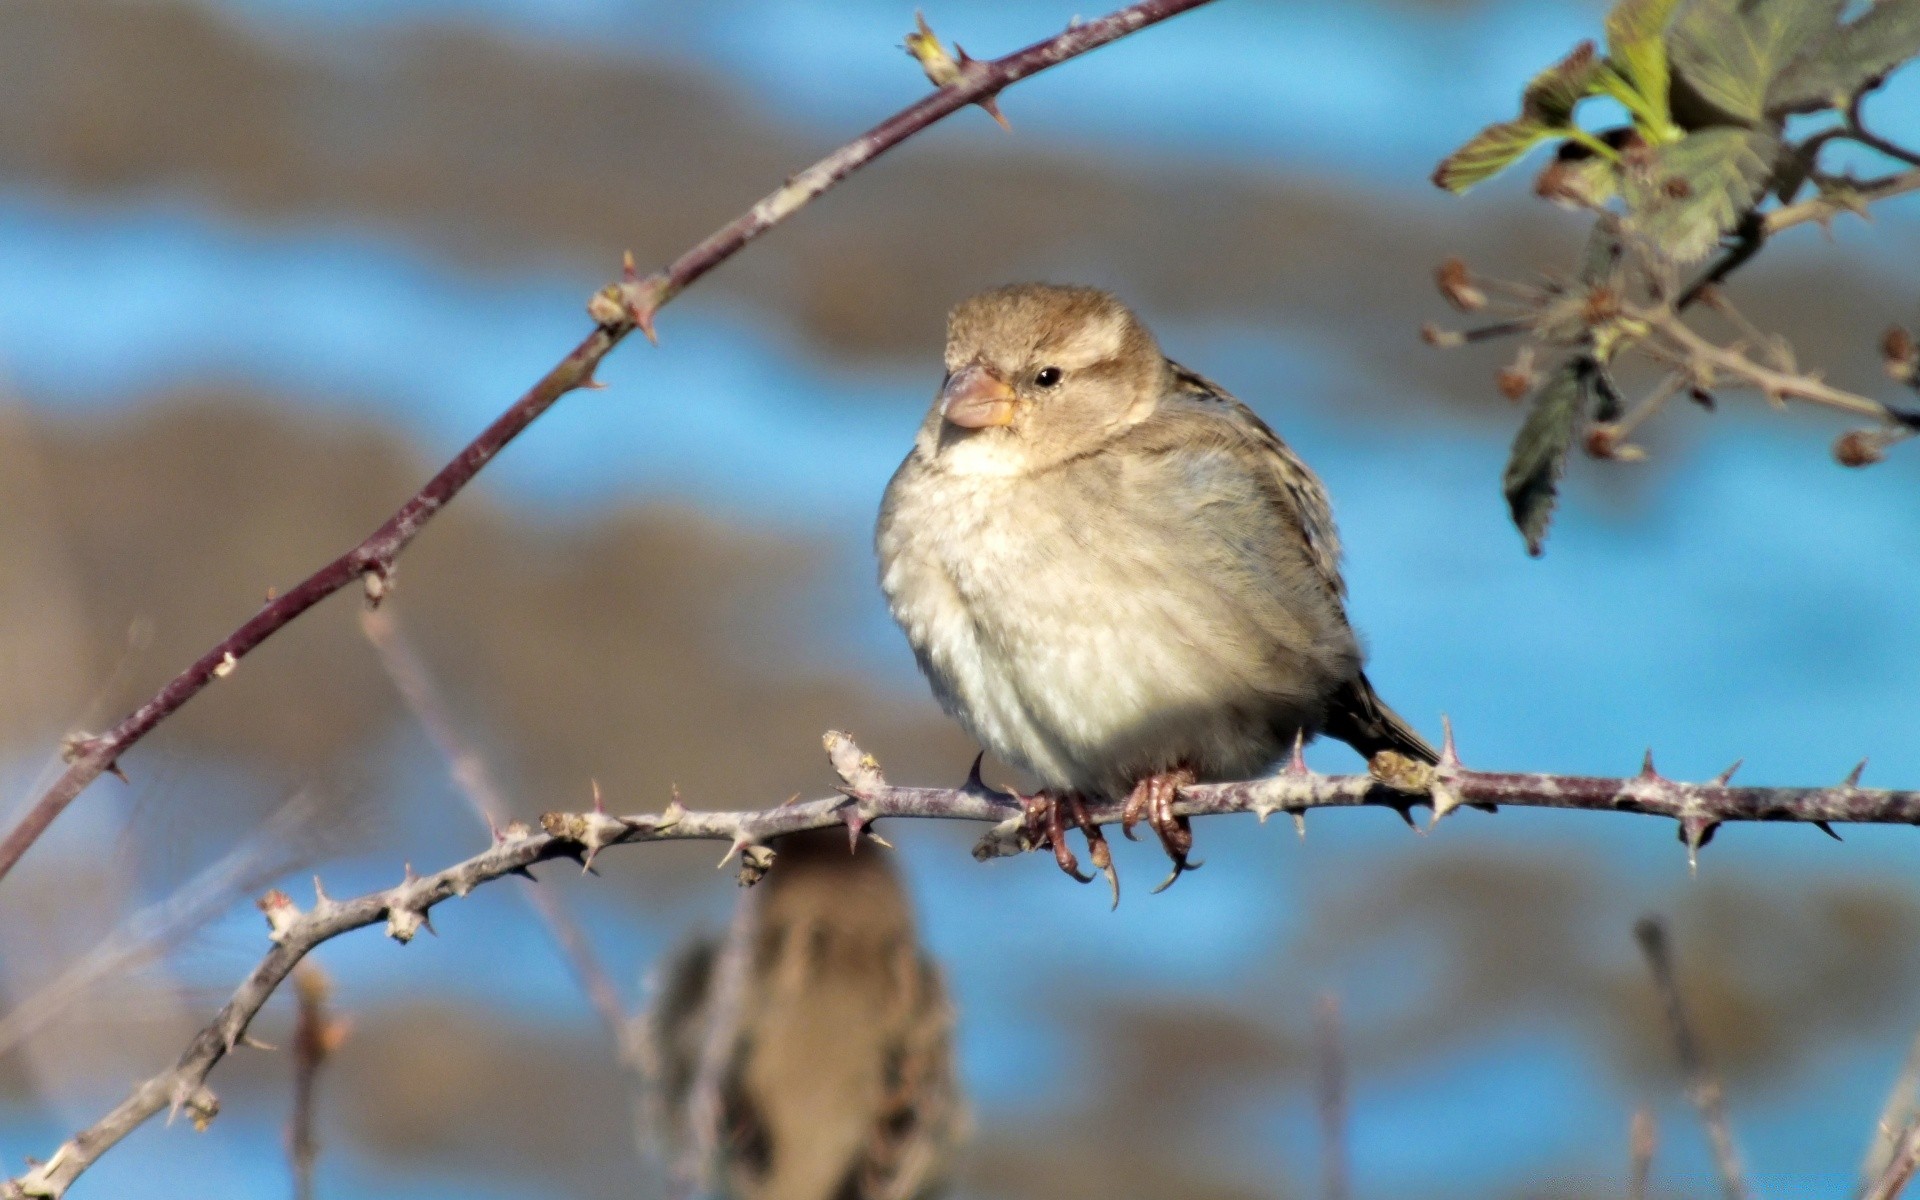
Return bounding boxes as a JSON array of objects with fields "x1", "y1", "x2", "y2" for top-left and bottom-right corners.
[
  {"x1": 643, "y1": 830, "x2": 965, "y2": 1200},
  {"x1": 877, "y1": 284, "x2": 1435, "y2": 894}
]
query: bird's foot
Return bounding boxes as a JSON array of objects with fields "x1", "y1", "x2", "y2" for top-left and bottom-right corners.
[
  {"x1": 1021, "y1": 790, "x2": 1119, "y2": 907},
  {"x1": 1121, "y1": 766, "x2": 1202, "y2": 893}
]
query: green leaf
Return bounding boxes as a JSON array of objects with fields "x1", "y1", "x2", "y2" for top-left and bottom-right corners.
[
  {"x1": 1433, "y1": 119, "x2": 1556, "y2": 192},
  {"x1": 1623, "y1": 126, "x2": 1780, "y2": 264},
  {"x1": 1523, "y1": 40, "x2": 1605, "y2": 124},
  {"x1": 1435, "y1": 42, "x2": 1606, "y2": 192},
  {"x1": 1605, "y1": 0, "x2": 1685, "y2": 125},
  {"x1": 1668, "y1": 0, "x2": 1844, "y2": 122},
  {"x1": 1504, "y1": 359, "x2": 1592, "y2": 556},
  {"x1": 1769, "y1": 0, "x2": 1920, "y2": 113}
]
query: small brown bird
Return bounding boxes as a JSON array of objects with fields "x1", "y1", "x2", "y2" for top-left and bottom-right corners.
[
  {"x1": 876, "y1": 283, "x2": 1434, "y2": 893},
  {"x1": 643, "y1": 831, "x2": 965, "y2": 1200}
]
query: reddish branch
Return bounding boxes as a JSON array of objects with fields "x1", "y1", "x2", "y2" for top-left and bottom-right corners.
[
  {"x1": 12, "y1": 727, "x2": 1920, "y2": 1197},
  {"x1": 0, "y1": 0, "x2": 1222, "y2": 887}
]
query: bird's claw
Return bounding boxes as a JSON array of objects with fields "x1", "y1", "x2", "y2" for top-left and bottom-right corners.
[
  {"x1": 1126, "y1": 767, "x2": 1201, "y2": 892},
  {"x1": 1021, "y1": 791, "x2": 1121, "y2": 904}
]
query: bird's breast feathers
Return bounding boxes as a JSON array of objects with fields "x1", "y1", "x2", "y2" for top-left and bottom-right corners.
[{"x1": 878, "y1": 442, "x2": 1350, "y2": 793}]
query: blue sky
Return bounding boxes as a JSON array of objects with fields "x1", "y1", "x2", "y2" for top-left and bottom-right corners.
[{"x1": 5, "y1": 1, "x2": 1920, "y2": 1197}]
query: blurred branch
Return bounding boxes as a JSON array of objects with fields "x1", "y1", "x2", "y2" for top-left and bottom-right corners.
[
  {"x1": 359, "y1": 609, "x2": 633, "y2": 1056},
  {"x1": 2, "y1": 824, "x2": 570, "y2": 1199},
  {"x1": 1314, "y1": 994, "x2": 1349, "y2": 1200},
  {"x1": 0, "y1": 789, "x2": 328, "y2": 1057},
  {"x1": 1628, "y1": 1108, "x2": 1656, "y2": 1200},
  {"x1": 0, "y1": 0, "x2": 1220, "y2": 888},
  {"x1": 1866, "y1": 1123, "x2": 1920, "y2": 1200},
  {"x1": 287, "y1": 965, "x2": 347, "y2": 1200},
  {"x1": 676, "y1": 889, "x2": 757, "y2": 1196},
  {"x1": 1634, "y1": 918, "x2": 1747, "y2": 1200},
  {"x1": 1865, "y1": 1031, "x2": 1920, "y2": 1188},
  {"x1": 15, "y1": 723, "x2": 1920, "y2": 1196}
]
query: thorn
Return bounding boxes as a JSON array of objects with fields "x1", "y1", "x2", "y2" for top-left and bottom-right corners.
[
  {"x1": 1814, "y1": 820, "x2": 1843, "y2": 841},
  {"x1": 717, "y1": 838, "x2": 745, "y2": 870},
  {"x1": 591, "y1": 779, "x2": 605, "y2": 814},
  {"x1": 1710, "y1": 759, "x2": 1742, "y2": 786},
  {"x1": 864, "y1": 828, "x2": 894, "y2": 850},
  {"x1": 1286, "y1": 730, "x2": 1310, "y2": 776},
  {"x1": 1438, "y1": 714, "x2": 1459, "y2": 767},
  {"x1": 241, "y1": 1033, "x2": 275, "y2": 1052},
  {"x1": 580, "y1": 376, "x2": 607, "y2": 391},
  {"x1": 1393, "y1": 803, "x2": 1420, "y2": 831},
  {"x1": 1429, "y1": 781, "x2": 1467, "y2": 827},
  {"x1": 486, "y1": 811, "x2": 504, "y2": 843},
  {"x1": 622, "y1": 249, "x2": 637, "y2": 282},
  {"x1": 311, "y1": 876, "x2": 332, "y2": 907},
  {"x1": 1843, "y1": 758, "x2": 1868, "y2": 789},
  {"x1": 106, "y1": 760, "x2": 129, "y2": 784},
  {"x1": 1292, "y1": 811, "x2": 1307, "y2": 841},
  {"x1": 842, "y1": 808, "x2": 868, "y2": 853},
  {"x1": 1679, "y1": 816, "x2": 1717, "y2": 876},
  {"x1": 509, "y1": 864, "x2": 539, "y2": 883},
  {"x1": 1638, "y1": 748, "x2": 1662, "y2": 780},
  {"x1": 965, "y1": 752, "x2": 988, "y2": 791},
  {"x1": 402, "y1": 861, "x2": 419, "y2": 885}
]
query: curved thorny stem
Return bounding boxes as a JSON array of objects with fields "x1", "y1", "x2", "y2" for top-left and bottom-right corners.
[
  {"x1": 10, "y1": 726, "x2": 1920, "y2": 1197},
  {"x1": 0, "y1": 0, "x2": 1223, "y2": 888}
]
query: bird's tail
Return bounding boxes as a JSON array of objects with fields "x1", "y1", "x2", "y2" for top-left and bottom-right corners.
[{"x1": 1322, "y1": 672, "x2": 1437, "y2": 765}]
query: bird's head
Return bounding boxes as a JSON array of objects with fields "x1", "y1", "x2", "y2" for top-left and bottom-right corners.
[{"x1": 924, "y1": 283, "x2": 1169, "y2": 472}]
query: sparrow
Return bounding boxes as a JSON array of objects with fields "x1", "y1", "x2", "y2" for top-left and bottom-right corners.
[
  {"x1": 875, "y1": 283, "x2": 1434, "y2": 894},
  {"x1": 642, "y1": 830, "x2": 965, "y2": 1200}
]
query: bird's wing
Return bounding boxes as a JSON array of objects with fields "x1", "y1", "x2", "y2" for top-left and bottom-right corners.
[{"x1": 1158, "y1": 359, "x2": 1347, "y2": 604}]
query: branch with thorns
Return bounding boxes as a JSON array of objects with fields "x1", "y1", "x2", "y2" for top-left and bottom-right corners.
[
  {"x1": 0, "y1": 0, "x2": 1223, "y2": 888},
  {"x1": 13, "y1": 724, "x2": 1920, "y2": 1197}
]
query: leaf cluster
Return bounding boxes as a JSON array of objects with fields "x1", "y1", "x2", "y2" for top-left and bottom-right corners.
[{"x1": 1431, "y1": 0, "x2": 1920, "y2": 554}]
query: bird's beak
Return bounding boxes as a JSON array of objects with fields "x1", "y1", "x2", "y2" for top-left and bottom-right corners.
[{"x1": 940, "y1": 364, "x2": 1017, "y2": 429}]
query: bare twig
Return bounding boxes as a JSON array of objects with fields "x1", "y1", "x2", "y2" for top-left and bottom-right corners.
[
  {"x1": 287, "y1": 965, "x2": 347, "y2": 1200},
  {"x1": 1845, "y1": 91, "x2": 1920, "y2": 172},
  {"x1": 0, "y1": 0, "x2": 1221, "y2": 887},
  {"x1": 1765, "y1": 169, "x2": 1920, "y2": 237},
  {"x1": 1628, "y1": 1107, "x2": 1656, "y2": 1200},
  {"x1": 1634, "y1": 917, "x2": 1747, "y2": 1200},
  {"x1": 16, "y1": 727, "x2": 1920, "y2": 1197},
  {"x1": 359, "y1": 609, "x2": 631, "y2": 1053},
  {"x1": 1637, "y1": 302, "x2": 1920, "y2": 428},
  {"x1": 1865, "y1": 1031, "x2": 1920, "y2": 1187},
  {"x1": 1314, "y1": 994, "x2": 1349, "y2": 1200}
]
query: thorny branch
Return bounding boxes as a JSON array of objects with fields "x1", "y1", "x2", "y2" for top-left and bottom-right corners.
[
  {"x1": 360, "y1": 609, "x2": 634, "y2": 1056},
  {"x1": 15, "y1": 725, "x2": 1920, "y2": 1198},
  {"x1": 0, "y1": 0, "x2": 1222, "y2": 888}
]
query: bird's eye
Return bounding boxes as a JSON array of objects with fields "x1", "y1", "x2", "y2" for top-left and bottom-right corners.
[{"x1": 1034, "y1": 366, "x2": 1063, "y2": 388}]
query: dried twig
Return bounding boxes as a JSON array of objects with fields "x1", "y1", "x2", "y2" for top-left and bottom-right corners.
[
  {"x1": 0, "y1": 0, "x2": 1221, "y2": 888},
  {"x1": 287, "y1": 965, "x2": 347, "y2": 1200},
  {"x1": 1315, "y1": 994, "x2": 1349, "y2": 1200},
  {"x1": 14, "y1": 727, "x2": 1920, "y2": 1198},
  {"x1": 1634, "y1": 917, "x2": 1747, "y2": 1200},
  {"x1": 359, "y1": 609, "x2": 631, "y2": 1054}
]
